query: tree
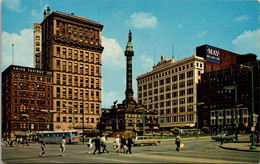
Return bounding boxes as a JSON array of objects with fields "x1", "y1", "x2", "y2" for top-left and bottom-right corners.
[
  {"x1": 202, "y1": 126, "x2": 210, "y2": 134},
  {"x1": 92, "y1": 128, "x2": 100, "y2": 136},
  {"x1": 170, "y1": 127, "x2": 180, "y2": 135}
]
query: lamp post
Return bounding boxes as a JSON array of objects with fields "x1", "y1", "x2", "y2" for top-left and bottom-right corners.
[
  {"x1": 42, "y1": 109, "x2": 56, "y2": 131},
  {"x1": 196, "y1": 102, "x2": 205, "y2": 138},
  {"x1": 22, "y1": 114, "x2": 30, "y2": 135},
  {"x1": 223, "y1": 85, "x2": 238, "y2": 142},
  {"x1": 240, "y1": 64, "x2": 256, "y2": 149},
  {"x1": 142, "y1": 100, "x2": 151, "y2": 136}
]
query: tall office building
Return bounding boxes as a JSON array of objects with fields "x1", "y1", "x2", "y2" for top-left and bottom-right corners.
[
  {"x1": 40, "y1": 7, "x2": 103, "y2": 131},
  {"x1": 137, "y1": 54, "x2": 204, "y2": 129},
  {"x1": 34, "y1": 24, "x2": 42, "y2": 69}
]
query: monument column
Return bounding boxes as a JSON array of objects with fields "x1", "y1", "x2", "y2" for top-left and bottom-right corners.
[{"x1": 125, "y1": 30, "x2": 134, "y2": 107}]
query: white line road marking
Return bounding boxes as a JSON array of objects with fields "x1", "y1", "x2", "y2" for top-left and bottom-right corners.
[{"x1": 50, "y1": 160, "x2": 65, "y2": 163}]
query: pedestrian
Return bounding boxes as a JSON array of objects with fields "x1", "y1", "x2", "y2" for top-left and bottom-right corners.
[
  {"x1": 61, "y1": 136, "x2": 67, "y2": 157},
  {"x1": 126, "y1": 134, "x2": 133, "y2": 154},
  {"x1": 101, "y1": 135, "x2": 109, "y2": 153},
  {"x1": 25, "y1": 137, "x2": 29, "y2": 146},
  {"x1": 120, "y1": 135, "x2": 127, "y2": 153},
  {"x1": 88, "y1": 136, "x2": 93, "y2": 154},
  {"x1": 153, "y1": 132, "x2": 155, "y2": 137},
  {"x1": 115, "y1": 135, "x2": 120, "y2": 156},
  {"x1": 6, "y1": 138, "x2": 9, "y2": 147},
  {"x1": 93, "y1": 136, "x2": 101, "y2": 155},
  {"x1": 220, "y1": 134, "x2": 224, "y2": 145},
  {"x1": 113, "y1": 137, "x2": 116, "y2": 151},
  {"x1": 39, "y1": 136, "x2": 46, "y2": 157},
  {"x1": 175, "y1": 133, "x2": 181, "y2": 151}
]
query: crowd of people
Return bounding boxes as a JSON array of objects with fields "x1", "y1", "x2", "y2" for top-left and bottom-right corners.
[{"x1": 4, "y1": 137, "x2": 30, "y2": 147}]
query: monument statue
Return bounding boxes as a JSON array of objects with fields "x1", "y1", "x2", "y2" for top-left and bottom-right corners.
[{"x1": 129, "y1": 30, "x2": 132, "y2": 42}]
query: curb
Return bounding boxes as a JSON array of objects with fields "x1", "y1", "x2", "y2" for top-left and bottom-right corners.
[{"x1": 219, "y1": 145, "x2": 260, "y2": 152}]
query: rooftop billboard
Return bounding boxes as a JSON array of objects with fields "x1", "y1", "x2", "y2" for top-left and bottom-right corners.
[{"x1": 206, "y1": 45, "x2": 221, "y2": 64}]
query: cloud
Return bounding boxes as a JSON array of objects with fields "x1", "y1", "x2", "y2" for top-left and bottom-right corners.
[
  {"x1": 198, "y1": 30, "x2": 208, "y2": 37},
  {"x1": 3, "y1": 0, "x2": 26, "y2": 13},
  {"x1": 234, "y1": 15, "x2": 249, "y2": 22},
  {"x1": 258, "y1": 15, "x2": 260, "y2": 20},
  {"x1": 232, "y1": 29, "x2": 260, "y2": 55},
  {"x1": 102, "y1": 91, "x2": 121, "y2": 108},
  {"x1": 130, "y1": 12, "x2": 158, "y2": 29},
  {"x1": 102, "y1": 36, "x2": 124, "y2": 67},
  {"x1": 2, "y1": 29, "x2": 34, "y2": 70},
  {"x1": 140, "y1": 54, "x2": 154, "y2": 71},
  {"x1": 178, "y1": 24, "x2": 182, "y2": 28}
]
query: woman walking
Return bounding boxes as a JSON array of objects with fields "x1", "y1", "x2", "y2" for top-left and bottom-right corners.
[
  {"x1": 61, "y1": 136, "x2": 67, "y2": 157},
  {"x1": 88, "y1": 136, "x2": 93, "y2": 154},
  {"x1": 175, "y1": 133, "x2": 181, "y2": 151}
]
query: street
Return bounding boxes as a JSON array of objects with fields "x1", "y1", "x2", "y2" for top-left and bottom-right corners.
[{"x1": 2, "y1": 136, "x2": 259, "y2": 163}]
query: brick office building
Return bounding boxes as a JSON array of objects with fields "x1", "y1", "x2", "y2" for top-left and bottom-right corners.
[
  {"x1": 197, "y1": 54, "x2": 259, "y2": 133},
  {"x1": 39, "y1": 7, "x2": 103, "y2": 131},
  {"x1": 2, "y1": 65, "x2": 53, "y2": 138}
]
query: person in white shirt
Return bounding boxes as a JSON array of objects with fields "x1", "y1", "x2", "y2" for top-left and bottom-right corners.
[
  {"x1": 101, "y1": 135, "x2": 109, "y2": 153},
  {"x1": 88, "y1": 137, "x2": 93, "y2": 154},
  {"x1": 115, "y1": 135, "x2": 120, "y2": 156},
  {"x1": 61, "y1": 136, "x2": 67, "y2": 157}
]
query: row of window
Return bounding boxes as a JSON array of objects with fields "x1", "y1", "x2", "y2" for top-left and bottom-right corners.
[
  {"x1": 56, "y1": 60, "x2": 100, "y2": 76},
  {"x1": 56, "y1": 73, "x2": 100, "y2": 88},
  {"x1": 13, "y1": 74, "x2": 52, "y2": 83},
  {"x1": 56, "y1": 46, "x2": 100, "y2": 64},
  {"x1": 138, "y1": 62, "x2": 203, "y2": 84},
  {"x1": 13, "y1": 98, "x2": 51, "y2": 107},
  {"x1": 56, "y1": 116, "x2": 99, "y2": 123},
  {"x1": 13, "y1": 123, "x2": 46, "y2": 130},
  {"x1": 56, "y1": 101, "x2": 100, "y2": 115},
  {"x1": 160, "y1": 114, "x2": 194, "y2": 123},
  {"x1": 55, "y1": 87, "x2": 100, "y2": 101},
  {"x1": 159, "y1": 105, "x2": 194, "y2": 115},
  {"x1": 210, "y1": 117, "x2": 249, "y2": 125}
]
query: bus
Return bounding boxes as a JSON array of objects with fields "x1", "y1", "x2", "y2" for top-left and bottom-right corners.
[{"x1": 37, "y1": 131, "x2": 80, "y2": 144}]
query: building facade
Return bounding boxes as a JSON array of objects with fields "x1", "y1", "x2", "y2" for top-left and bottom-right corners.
[
  {"x1": 34, "y1": 23, "x2": 42, "y2": 69},
  {"x1": 40, "y1": 7, "x2": 103, "y2": 131},
  {"x1": 2, "y1": 65, "x2": 53, "y2": 138},
  {"x1": 198, "y1": 60, "x2": 259, "y2": 133},
  {"x1": 137, "y1": 54, "x2": 204, "y2": 129}
]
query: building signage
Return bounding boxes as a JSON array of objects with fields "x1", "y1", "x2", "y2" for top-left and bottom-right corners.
[
  {"x1": 12, "y1": 66, "x2": 53, "y2": 75},
  {"x1": 206, "y1": 45, "x2": 221, "y2": 64}
]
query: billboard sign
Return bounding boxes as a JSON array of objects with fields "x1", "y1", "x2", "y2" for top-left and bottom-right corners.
[{"x1": 206, "y1": 45, "x2": 221, "y2": 64}]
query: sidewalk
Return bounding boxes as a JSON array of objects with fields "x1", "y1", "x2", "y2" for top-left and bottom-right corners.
[{"x1": 219, "y1": 142, "x2": 260, "y2": 152}]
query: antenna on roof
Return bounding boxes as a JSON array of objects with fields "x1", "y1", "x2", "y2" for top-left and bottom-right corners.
[
  {"x1": 172, "y1": 43, "x2": 174, "y2": 59},
  {"x1": 12, "y1": 43, "x2": 14, "y2": 65},
  {"x1": 154, "y1": 52, "x2": 155, "y2": 66}
]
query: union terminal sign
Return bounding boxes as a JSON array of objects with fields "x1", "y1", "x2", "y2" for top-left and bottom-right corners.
[{"x1": 206, "y1": 45, "x2": 221, "y2": 64}]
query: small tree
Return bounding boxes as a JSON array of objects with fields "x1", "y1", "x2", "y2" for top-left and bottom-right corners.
[
  {"x1": 92, "y1": 128, "x2": 100, "y2": 136},
  {"x1": 170, "y1": 127, "x2": 180, "y2": 135},
  {"x1": 202, "y1": 126, "x2": 210, "y2": 134}
]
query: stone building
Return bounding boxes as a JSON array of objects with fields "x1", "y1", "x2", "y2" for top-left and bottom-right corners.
[
  {"x1": 137, "y1": 54, "x2": 204, "y2": 129},
  {"x1": 99, "y1": 31, "x2": 159, "y2": 135},
  {"x1": 39, "y1": 7, "x2": 103, "y2": 131},
  {"x1": 2, "y1": 65, "x2": 53, "y2": 138}
]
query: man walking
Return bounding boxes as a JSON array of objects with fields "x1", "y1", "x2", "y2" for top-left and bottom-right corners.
[
  {"x1": 39, "y1": 136, "x2": 46, "y2": 156},
  {"x1": 120, "y1": 135, "x2": 127, "y2": 153},
  {"x1": 93, "y1": 136, "x2": 101, "y2": 155},
  {"x1": 101, "y1": 135, "x2": 109, "y2": 153},
  {"x1": 126, "y1": 135, "x2": 133, "y2": 154}
]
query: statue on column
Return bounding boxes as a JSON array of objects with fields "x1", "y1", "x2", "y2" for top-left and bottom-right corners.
[{"x1": 128, "y1": 30, "x2": 132, "y2": 42}]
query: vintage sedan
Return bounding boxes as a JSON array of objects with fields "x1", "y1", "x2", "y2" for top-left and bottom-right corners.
[
  {"x1": 133, "y1": 136, "x2": 161, "y2": 146},
  {"x1": 212, "y1": 133, "x2": 235, "y2": 141}
]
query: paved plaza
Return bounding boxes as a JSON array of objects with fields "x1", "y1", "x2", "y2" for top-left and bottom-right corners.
[{"x1": 2, "y1": 136, "x2": 260, "y2": 163}]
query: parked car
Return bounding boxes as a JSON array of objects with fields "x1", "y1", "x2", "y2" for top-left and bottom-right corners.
[
  {"x1": 212, "y1": 133, "x2": 235, "y2": 141},
  {"x1": 133, "y1": 136, "x2": 161, "y2": 146}
]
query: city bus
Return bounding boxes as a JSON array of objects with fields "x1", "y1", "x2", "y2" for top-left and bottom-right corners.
[{"x1": 37, "y1": 131, "x2": 80, "y2": 144}]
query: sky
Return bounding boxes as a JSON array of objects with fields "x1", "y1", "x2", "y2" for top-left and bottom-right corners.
[{"x1": 1, "y1": 0, "x2": 260, "y2": 108}]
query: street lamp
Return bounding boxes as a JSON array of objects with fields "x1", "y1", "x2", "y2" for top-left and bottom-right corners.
[
  {"x1": 142, "y1": 100, "x2": 151, "y2": 136},
  {"x1": 196, "y1": 102, "x2": 205, "y2": 138},
  {"x1": 240, "y1": 64, "x2": 256, "y2": 150},
  {"x1": 223, "y1": 85, "x2": 238, "y2": 142},
  {"x1": 22, "y1": 114, "x2": 30, "y2": 135},
  {"x1": 41, "y1": 109, "x2": 56, "y2": 131}
]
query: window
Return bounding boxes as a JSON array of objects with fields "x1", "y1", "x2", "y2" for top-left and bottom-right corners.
[{"x1": 179, "y1": 73, "x2": 185, "y2": 80}]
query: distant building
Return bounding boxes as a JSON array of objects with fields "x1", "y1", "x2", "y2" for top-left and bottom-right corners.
[
  {"x1": 197, "y1": 60, "x2": 259, "y2": 133},
  {"x1": 2, "y1": 65, "x2": 53, "y2": 138},
  {"x1": 34, "y1": 23, "x2": 42, "y2": 69},
  {"x1": 136, "y1": 54, "x2": 204, "y2": 129},
  {"x1": 39, "y1": 7, "x2": 103, "y2": 131},
  {"x1": 196, "y1": 44, "x2": 239, "y2": 72}
]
